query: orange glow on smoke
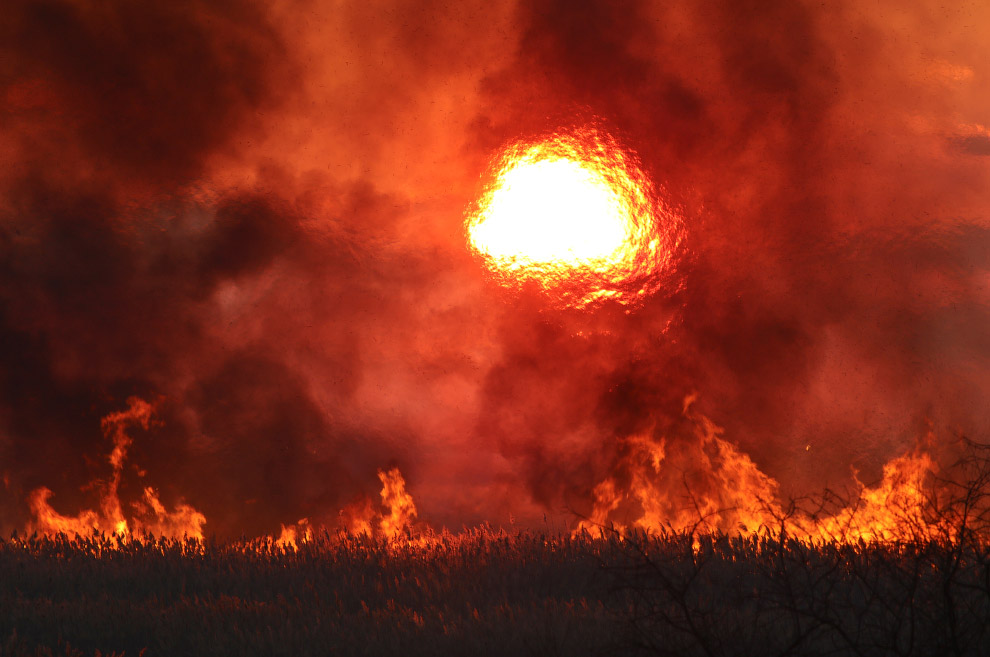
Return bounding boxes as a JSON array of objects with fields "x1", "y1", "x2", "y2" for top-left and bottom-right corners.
[{"x1": 466, "y1": 126, "x2": 680, "y2": 308}]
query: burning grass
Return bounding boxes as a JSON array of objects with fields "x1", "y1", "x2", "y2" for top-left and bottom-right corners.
[
  {"x1": 3, "y1": 517, "x2": 990, "y2": 657},
  {"x1": 9, "y1": 398, "x2": 990, "y2": 656}
]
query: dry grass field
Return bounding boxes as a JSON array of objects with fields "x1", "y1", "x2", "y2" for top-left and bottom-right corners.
[{"x1": 2, "y1": 524, "x2": 990, "y2": 657}]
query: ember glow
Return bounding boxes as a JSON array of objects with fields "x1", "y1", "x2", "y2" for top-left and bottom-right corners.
[{"x1": 466, "y1": 127, "x2": 679, "y2": 307}]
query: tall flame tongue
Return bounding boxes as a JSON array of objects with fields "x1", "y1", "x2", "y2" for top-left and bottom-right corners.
[
  {"x1": 466, "y1": 126, "x2": 678, "y2": 308},
  {"x1": 26, "y1": 397, "x2": 206, "y2": 540}
]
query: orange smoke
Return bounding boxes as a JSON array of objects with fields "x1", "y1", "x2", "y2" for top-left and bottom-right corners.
[
  {"x1": 465, "y1": 126, "x2": 682, "y2": 308},
  {"x1": 27, "y1": 398, "x2": 206, "y2": 540}
]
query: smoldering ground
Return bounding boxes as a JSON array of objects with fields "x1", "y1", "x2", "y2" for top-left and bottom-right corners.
[{"x1": 1, "y1": 0, "x2": 988, "y2": 536}]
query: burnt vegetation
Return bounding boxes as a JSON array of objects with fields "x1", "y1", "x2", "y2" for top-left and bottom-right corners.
[{"x1": 3, "y1": 444, "x2": 990, "y2": 657}]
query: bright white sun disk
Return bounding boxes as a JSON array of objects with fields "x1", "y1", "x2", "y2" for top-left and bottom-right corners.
[
  {"x1": 464, "y1": 127, "x2": 678, "y2": 308},
  {"x1": 470, "y1": 158, "x2": 629, "y2": 266}
]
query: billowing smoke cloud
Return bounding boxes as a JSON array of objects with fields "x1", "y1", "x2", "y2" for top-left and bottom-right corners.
[{"x1": 1, "y1": 0, "x2": 987, "y2": 536}]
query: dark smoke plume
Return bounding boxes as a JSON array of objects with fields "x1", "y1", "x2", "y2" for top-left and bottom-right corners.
[{"x1": 1, "y1": 0, "x2": 988, "y2": 535}]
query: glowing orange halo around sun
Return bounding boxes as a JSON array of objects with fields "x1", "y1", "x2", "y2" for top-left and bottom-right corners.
[{"x1": 466, "y1": 126, "x2": 678, "y2": 308}]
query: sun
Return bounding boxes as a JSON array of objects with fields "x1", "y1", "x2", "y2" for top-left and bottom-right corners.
[
  {"x1": 469, "y1": 157, "x2": 629, "y2": 266},
  {"x1": 465, "y1": 127, "x2": 679, "y2": 308}
]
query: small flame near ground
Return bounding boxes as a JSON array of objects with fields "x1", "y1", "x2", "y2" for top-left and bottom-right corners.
[
  {"x1": 465, "y1": 125, "x2": 682, "y2": 309},
  {"x1": 277, "y1": 467, "x2": 419, "y2": 548},
  {"x1": 23, "y1": 397, "x2": 974, "y2": 548}
]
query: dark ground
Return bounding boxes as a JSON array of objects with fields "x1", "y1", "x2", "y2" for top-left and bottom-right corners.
[{"x1": 2, "y1": 528, "x2": 989, "y2": 657}]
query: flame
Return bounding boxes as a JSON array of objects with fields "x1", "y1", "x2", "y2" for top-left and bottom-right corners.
[
  {"x1": 576, "y1": 395, "x2": 950, "y2": 545},
  {"x1": 276, "y1": 518, "x2": 312, "y2": 549},
  {"x1": 465, "y1": 126, "x2": 680, "y2": 308},
  {"x1": 27, "y1": 488, "x2": 101, "y2": 538},
  {"x1": 378, "y1": 467, "x2": 418, "y2": 539},
  {"x1": 577, "y1": 395, "x2": 782, "y2": 537},
  {"x1": 804, "y1": 448, "x2": 938, "y2": 543},
  {"x1": 339, "y1": 496, "x2": 376, "y2": 536},
  {"x1": 26, "y1": 397, "x2": 206, "y2": 540},
  {"x1": 24, "y1": 397, "x2": 956, "y2": 550},
  {"x1": 336, "y1": 467, "x2": 418, "y2": 539}
]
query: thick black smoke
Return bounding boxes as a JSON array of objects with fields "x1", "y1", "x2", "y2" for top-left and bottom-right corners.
[{"x1": 1, "y1": 0, "x2": 988, "y2": 535}]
